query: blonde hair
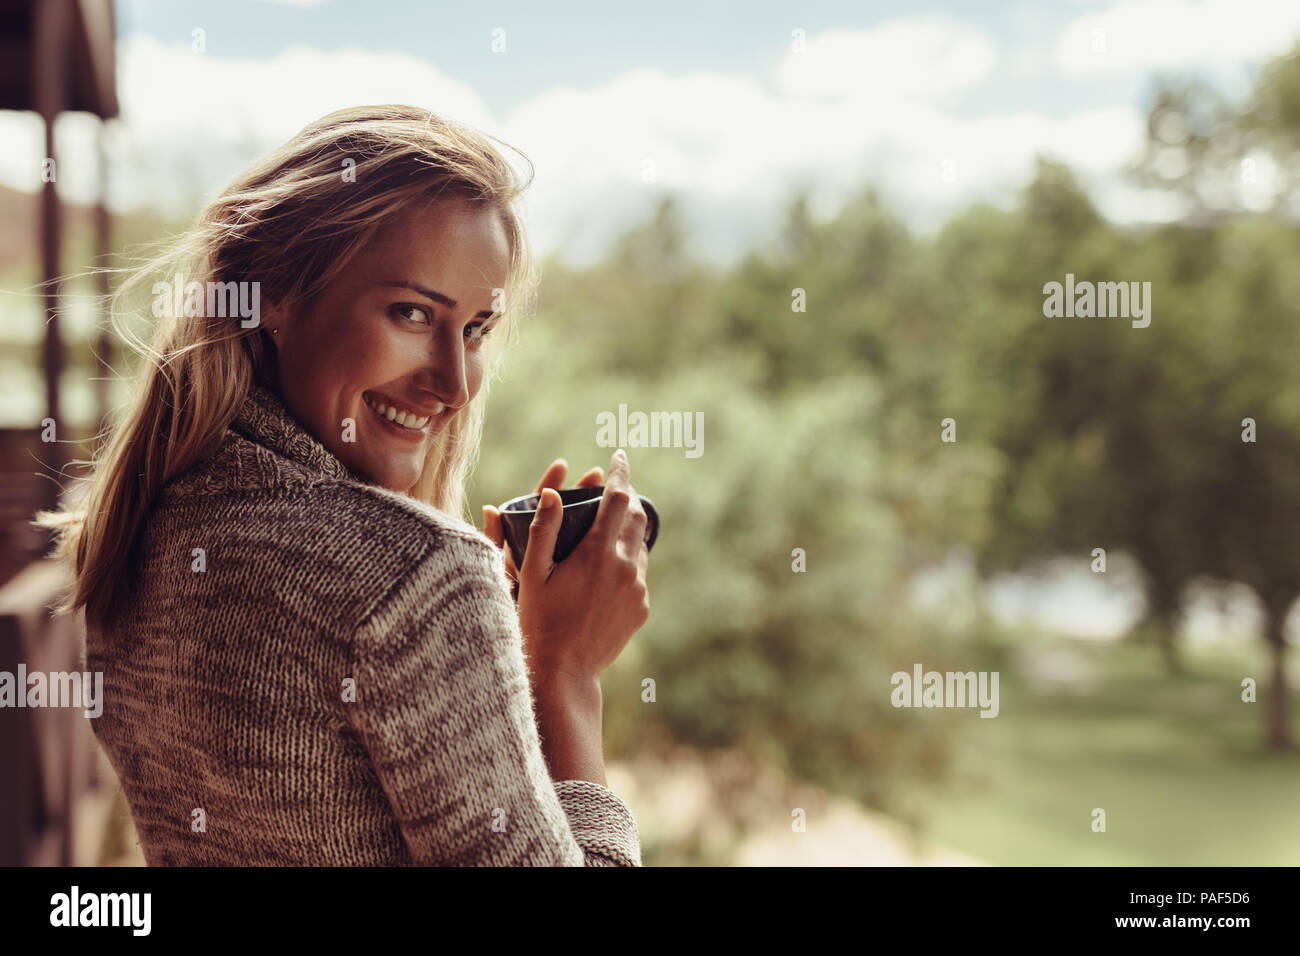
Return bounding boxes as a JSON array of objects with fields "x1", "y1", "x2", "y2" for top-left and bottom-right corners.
[{"x1": 37, "y1": 105, "x2": 537, "y2": 634}]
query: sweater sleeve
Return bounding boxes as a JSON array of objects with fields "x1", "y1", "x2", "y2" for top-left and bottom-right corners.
[{"x1": 341, "y1": 527, "x2": 642, "y2": 867}]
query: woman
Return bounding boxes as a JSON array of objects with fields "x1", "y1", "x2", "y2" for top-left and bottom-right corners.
[{"x1": 37, "y1": 105, "x2": 651, "y2": 866}]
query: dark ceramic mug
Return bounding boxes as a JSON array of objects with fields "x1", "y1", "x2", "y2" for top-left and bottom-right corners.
[{"x1": 497, "y1": 485, "x2": 659, "y2": 569}]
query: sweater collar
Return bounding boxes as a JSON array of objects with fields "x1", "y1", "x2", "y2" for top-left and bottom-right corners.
[{"x1": 230, "y1": 383, "x2": 359, "y2": 483}]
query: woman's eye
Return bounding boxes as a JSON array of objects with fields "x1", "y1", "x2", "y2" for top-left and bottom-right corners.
[
  {"x1": 466, "y1": 322, "x2": 494, "y2": 343},
  {"x1": 391, "y1": 304, "x2": 430, "y2": 324}
]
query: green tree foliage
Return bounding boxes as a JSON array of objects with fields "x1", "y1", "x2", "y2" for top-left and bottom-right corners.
[
  {"x1": 471, "y1": 187, "x2": 1000, "y2": 841},
  {"x1": 469, "y1": 44, "x2": 1300, "y2": 850}
]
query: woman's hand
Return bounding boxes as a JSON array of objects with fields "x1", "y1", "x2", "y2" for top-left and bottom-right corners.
[
  {"x1": 488, "y1": 449, "x2": 651, "y2": 686},
  {"x1": 482, "y1": 457, "x2": 605, "y2": 602}
]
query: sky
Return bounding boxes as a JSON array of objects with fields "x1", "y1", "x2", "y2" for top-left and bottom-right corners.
[
  {"x1": 2, "y1": 0, "x2": 1299, "y2": 265},
  {"x1": 2, "y1": 0, "x2": 1293, "y2": 637}
]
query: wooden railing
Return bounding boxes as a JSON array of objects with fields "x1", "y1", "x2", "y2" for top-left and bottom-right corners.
[{"x1": 0, "y1": 559, "x2": 126, "y2": 865}]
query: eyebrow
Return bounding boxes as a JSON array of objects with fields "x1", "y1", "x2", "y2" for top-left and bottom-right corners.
[{"x1": 376, "y1": 280, "x2": 498, "y2": 320}]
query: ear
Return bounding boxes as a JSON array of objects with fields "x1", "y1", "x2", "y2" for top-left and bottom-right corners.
[{"x1": 260, "y1": 298, "x2": 286, "y2": 336}]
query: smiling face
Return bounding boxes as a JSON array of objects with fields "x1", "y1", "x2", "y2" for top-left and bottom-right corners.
[{"x1": 269, "y1": 197, "x2": 510, "y2": 494}]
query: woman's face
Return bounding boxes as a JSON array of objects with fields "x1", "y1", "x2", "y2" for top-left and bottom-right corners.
[{"x1": 271, "y1": 197, "x2": 509, "y2": 494}]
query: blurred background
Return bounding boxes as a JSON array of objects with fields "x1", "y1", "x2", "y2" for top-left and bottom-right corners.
[{"x1": 2, "y1": 0, "x2": 1299, "y2": 866}]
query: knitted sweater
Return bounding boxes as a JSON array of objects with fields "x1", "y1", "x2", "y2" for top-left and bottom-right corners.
[{"x1": 85, "y1": 384, "x2": 642, "y2": 866}]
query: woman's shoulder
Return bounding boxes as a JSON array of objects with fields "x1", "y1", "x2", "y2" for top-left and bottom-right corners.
[
  {"x1": 163, "y1": 426, "x2": 485, "y2": 540},
  {"x1": 147, "y1": 427, "x2": 508, "y2": 628},
  {"x1": 326, "y1": 476, "x2": 501, "y2": 560}
]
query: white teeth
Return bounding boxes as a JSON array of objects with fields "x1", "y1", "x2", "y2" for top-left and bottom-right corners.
[{"x1": 365, "y1": 396, "x2": 433, "y2": 430}]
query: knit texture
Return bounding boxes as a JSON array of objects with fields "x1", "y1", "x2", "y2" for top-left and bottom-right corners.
[{"x1": 85, "y1": 384, "x2": 642, "y2": 866}]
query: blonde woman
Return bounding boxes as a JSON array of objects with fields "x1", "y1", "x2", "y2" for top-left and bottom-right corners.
[{"x1": 38, "y1": 105, "x2": 650, "y2": 866}]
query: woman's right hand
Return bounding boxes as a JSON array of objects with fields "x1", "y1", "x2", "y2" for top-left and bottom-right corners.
[{"x1": 515, "y1": 448, "x2": 651, "y2": 687}]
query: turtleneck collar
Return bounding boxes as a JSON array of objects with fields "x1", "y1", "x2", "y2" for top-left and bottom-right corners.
[{"x1": 230, "y1": 383, "x2": 360, "y2": 483}]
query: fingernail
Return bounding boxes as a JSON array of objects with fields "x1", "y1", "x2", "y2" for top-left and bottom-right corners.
[{"x1": 616, "y1": 448, "x2": 627, "y2": 461}]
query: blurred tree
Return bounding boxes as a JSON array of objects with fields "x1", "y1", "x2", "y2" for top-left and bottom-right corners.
[
  {"x1": 1192, "y1": 215, "x2": 1300, "y2": 750},
  {"x1": 475, "y1": 185, "x2": 1001, "y2": 843},
  {"x1": 1127, "y1": 48, "x2": 1300, "y2": 745},
  {"x1": 1127, "y1": 81, "x2": 1240, "y2": 221},
  {"x1": 477, "y1": 44, "x2": 1300, "y2": 838},
  {"x1": 1239, "y1": 39, "x2": 1300, "y2": 212},
  {"x1": 940, "y1": 162, "x2": 1238, "y2": 680},
  {"x1": 547, "y1": 194, "x2": 717, "y2": 378}
]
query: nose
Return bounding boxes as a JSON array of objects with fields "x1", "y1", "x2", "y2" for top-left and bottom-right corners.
[{"x1": 415, "y1": 322, "x2": 471, "y2": 410}]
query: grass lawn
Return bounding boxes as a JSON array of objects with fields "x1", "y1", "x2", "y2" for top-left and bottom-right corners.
[{"x1": 902, "y1": 637, "x2": 1300, "y2": 865}]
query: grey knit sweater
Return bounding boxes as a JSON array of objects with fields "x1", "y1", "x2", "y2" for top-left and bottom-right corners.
[{"x1": 86, "y1": 383, "x2": 642, "y2": 866}]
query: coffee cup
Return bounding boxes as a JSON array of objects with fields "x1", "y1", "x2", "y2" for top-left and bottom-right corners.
[{"x1": 497, "y1": 486, "x2": 659, "y2": 569}]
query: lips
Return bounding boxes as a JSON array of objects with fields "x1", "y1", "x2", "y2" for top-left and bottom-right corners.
[{"x1": 362, "y1": 391, "x2": 443, "y2": 431}]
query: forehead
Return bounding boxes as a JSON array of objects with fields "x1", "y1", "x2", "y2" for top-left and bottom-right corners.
[{"x1": 356, "y1": 198, "x2": 510, "y2": 287}]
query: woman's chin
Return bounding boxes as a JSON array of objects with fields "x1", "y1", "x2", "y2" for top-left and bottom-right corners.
[{"x1": 352, "y1": 459, "x2": 423, "y2": 495}]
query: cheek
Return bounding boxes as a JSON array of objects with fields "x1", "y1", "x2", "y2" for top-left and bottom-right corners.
[
  {"x1": 315, "y1": 314, "x2": 396, "y2": 381},
  {"x1": 467, "y1": 351, "x2": 488, "y2": 394}
]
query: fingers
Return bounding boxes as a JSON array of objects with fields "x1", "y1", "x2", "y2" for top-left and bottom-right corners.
[
  {"x1": 483, "y1": 506, "x2": 518, "y2": 574},
  {"x1": 519, "y1": 487, "x2": 562, "y2": 585},
  {"x1": 590, "y1": 449, "x2": 634, "y2": 549},
  {"x1": 483, "y1": 504, "x2": 520, "y2": 598},
  {"x1": 481, "y1": 505, "x2": 504, "y2": 548},
  {"x1": 531, "y1": 458, "x2": 604, "y2": 495},
  {"x1": 504, "y1": 547, "x2": 520, "y2": 602},
  {"x1": 519, "y1": 455, "x2": 620, "y2": 578},
  {"x1": 616, "y1": 489, "x2": 650, "y2": 560},
  {"x1": 635, "y1": 539, "x2": 650, "y2": 616},
  {"x1": 533, "y1": 458, "x2": 568, "y2": 495},
  {"x1": 600, "y1": 449, "x2": 645, "y2": 558}
]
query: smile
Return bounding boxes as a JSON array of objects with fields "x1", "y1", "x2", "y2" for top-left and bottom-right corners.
[{"x1": 363, "y1": 392, "x2": 442, "y2": 432}]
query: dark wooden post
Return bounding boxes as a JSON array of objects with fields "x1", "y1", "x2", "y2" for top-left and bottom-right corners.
[
  {"x1": 95, "y1": 122, "x2": 113, "y2": 431},
  {"x1": 34, "y1": 0, "x2": 69, "y2": 515}
]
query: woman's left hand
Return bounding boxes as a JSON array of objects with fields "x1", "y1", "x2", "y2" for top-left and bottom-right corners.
[{"x1": 482, "y1": 458, "x2": 605, "y2": 601}]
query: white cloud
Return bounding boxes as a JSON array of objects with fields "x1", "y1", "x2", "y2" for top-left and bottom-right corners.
[
  {"x1": 505, "y1": 61, "x2": 1145, "y2": 256},
  {"x1": 0, "y1": 17, "x2": 1188, "y2": 265},
  {"x1": 776, "y1": 16, "x2": 997, "y2": 105},
  {"x1": 1057, "y1": 0, "x2": 1300, "y2": 76},
  {"x1": 108, "y1": 34, "x2": 496, "y2": 211}
]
